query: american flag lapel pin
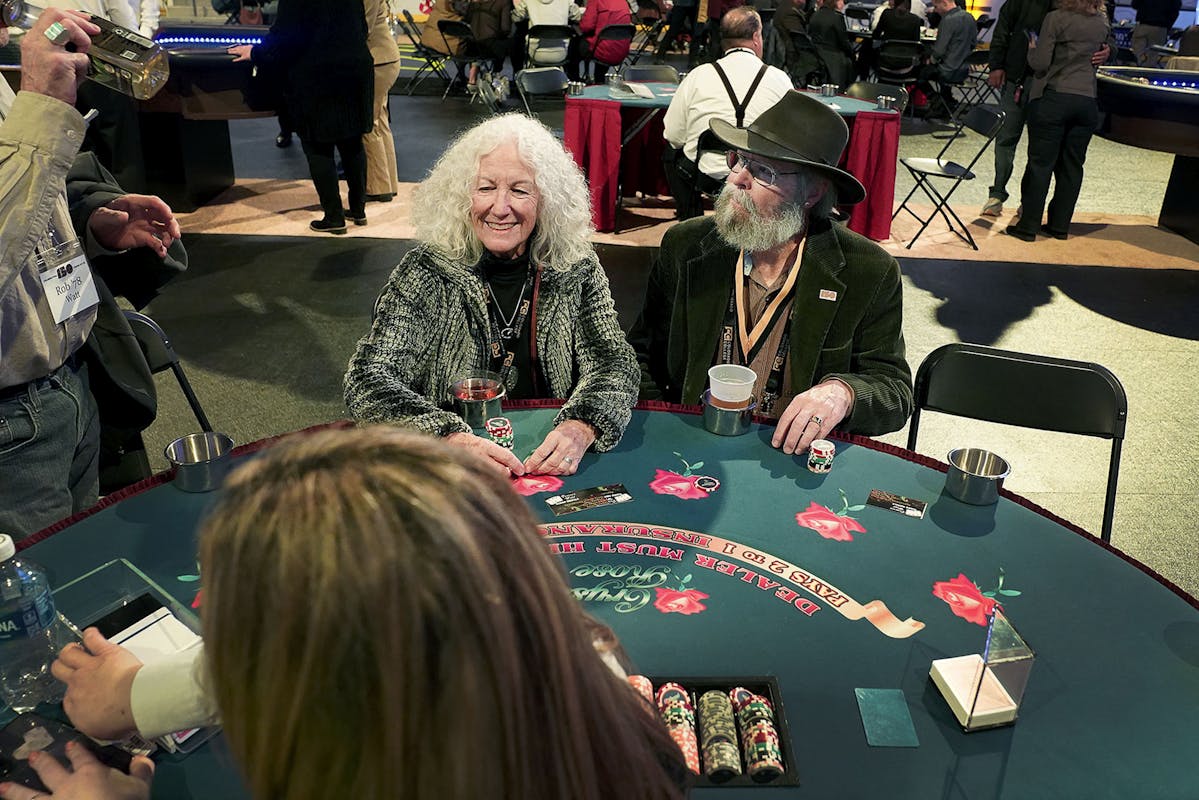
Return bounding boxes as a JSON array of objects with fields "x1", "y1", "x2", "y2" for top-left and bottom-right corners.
[{"x1": 819, "y1": 289, "x2": 838, "y2": 301}]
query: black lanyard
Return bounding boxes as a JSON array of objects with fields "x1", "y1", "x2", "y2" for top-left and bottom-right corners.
[
  {"x1": 719, "y1": 276, "x2": 795, "y2": 417},
  {"x1": 484, "y1": 264, "x2": 539, "y2": 389}
]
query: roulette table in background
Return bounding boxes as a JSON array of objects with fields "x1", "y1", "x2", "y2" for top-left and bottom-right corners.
[
  {"x1": 13, "y1": 407, "x2": 1199, "y2": 799},
  {"x1": 1095, "y1": 66, "x2": 1199, "y2": 246}
]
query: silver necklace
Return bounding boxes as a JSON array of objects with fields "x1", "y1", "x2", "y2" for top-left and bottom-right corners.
[{"x1": 486, "y1": 279, "x2": 528, "y2": 340}]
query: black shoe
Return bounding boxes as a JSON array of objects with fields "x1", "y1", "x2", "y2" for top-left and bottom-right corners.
[
  {"x1": 310, "y1": 218, "x2": 347, "y2": 234},
  {"x1": 364, "y1": 193, "x2": 394, "y2": 203},
  {"x1": 1004, "y1": 225, "x2": 1035, "y2": 242},
  {"x1": 346, "y1": 209, "x2": 367, "y2": 226},
  {"x1": 1039, "y1": 225, "x2": 1067, "y2": 240},
  {"x1": 275, "y1": 132, "x2": 292, "y2": 148}
]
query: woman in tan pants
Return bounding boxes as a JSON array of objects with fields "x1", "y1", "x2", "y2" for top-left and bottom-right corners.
[{"x1": 365, "y1": 0, "x2": 402, "y2": 202}]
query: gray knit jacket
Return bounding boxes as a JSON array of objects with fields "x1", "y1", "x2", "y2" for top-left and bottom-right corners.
[{"x1": 344, "y1": 243, "x2": 639, "y2": 450}]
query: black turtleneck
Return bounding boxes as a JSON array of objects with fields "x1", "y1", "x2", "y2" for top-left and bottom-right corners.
[{"x1": 479, "y1": 249, "x2": 536, "y2": 400}]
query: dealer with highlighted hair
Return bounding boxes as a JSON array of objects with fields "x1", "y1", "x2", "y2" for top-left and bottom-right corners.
[{"x1": 629, "y1": 91, "x2": 913, "y2": 457}]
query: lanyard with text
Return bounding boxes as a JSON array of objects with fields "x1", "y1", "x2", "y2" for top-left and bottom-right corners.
[
  {"x1": 718, "y1": 240, "x2": 806, "y2": 415},
  {"x1": 485, "y1": 264, "x2": 541, "y2": 389}
]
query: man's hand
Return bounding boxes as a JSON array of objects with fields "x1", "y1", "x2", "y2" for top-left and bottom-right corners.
[
  {"x1": 523, "y1": 419, "x2": 596, "y2": 476},
  {"x1": 987, "y1": 67, "x2": 1005, "y2": 89},
  {"x1": 0, "y1": 742, "x2": 153, "y2": 800},
  {"x1": 227, "y1": 44, "x2": 253, "y2": 62},
  {"x1": 52, "y1": 628, "x2": 143, "y2": 741},
  {"x1": 771, "y1": 381, "x2": 854, "y2": 455},
  {"x1": 446, "y1": 431, "x2": 526, "y2": 477},
  {"x1": 87, "y1": 195, "x2": 181, "y2": 258},
  {"x1": 1091, "y1": 43, "x2": 1110, "y2": 66},
  {"x1": 19, "y1": 9, "x2": 99, "y2": 105}
]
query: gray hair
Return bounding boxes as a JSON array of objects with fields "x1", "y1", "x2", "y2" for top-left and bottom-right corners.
[
  {"x1": 714, "y1": 166, "x2": 838, "y2": 251},
  {"x1": 411, "y1": 114, "x2": 595, "y2": 270}
]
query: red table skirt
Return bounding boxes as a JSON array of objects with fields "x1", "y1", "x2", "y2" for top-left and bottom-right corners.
[{"x1": 564, "y1": 98, "x2": 900, "y2": 241}]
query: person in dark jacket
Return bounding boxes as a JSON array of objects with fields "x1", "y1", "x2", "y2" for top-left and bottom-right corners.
[
  {"x1": 808, "y1": 0, "x2": 855, "y2": 88},
  {"x1": 230, "y1": 0, "x2": 373, "y2": 235},
  {"x1": 858, "y1": 0, "x2": 920, "y2": 78},
  {"x1": 1131, "y1": 0, "x2": 1181, "y2": 64}
]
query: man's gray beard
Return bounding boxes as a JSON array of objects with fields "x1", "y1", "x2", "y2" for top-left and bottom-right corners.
[{"x1": 714, "y1": 184, "x2": 807, "y2": 252}]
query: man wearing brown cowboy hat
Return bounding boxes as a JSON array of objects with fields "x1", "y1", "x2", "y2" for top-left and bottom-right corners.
[{"x1": 629, "y1": 91, "x2": 913, "y2": 456}]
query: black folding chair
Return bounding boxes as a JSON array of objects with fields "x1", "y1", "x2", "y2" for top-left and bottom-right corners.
[
  {"x1": 622, "y1": 63, "x2": 680, "y2": 83},
  {"x1": 398, "y1": 9, "x2": 452, "y2": 94},
  {"x1": 874, "y1": 38, "x2": 921, "y2": 104},
  {"x1": 515, "y1": 66, "x2": 568, "y2": 116},
  {"x1": 124, "y1": 311, "x2": 213, "y2": 434},
  {"x1": 907, "y1": 343, "x2": 1127, "y2": 542},
  {"x1": 845, "y1": 80, "x2": 909, "y2": 113},
  {"x1": 933, "y1": 49, "x2": 997, "y2": 138},
  {"x1": 892, "y1": 104, "x2": 1004, "y2": 249},
  {"x1": 589, "y1": 22, "x2": 638, "y2": 77},
  {"x1": 787, "y1": 30, "x2": 830, "y2": 86},
  {"x1": 527, "y1": 24, "x2": 575, "y2": 67},
  {"x1": 627, "y1": 16, "x2": 669, "y2": 65},
  {"x1": 975, "y1": 14, "x2": 995, "y2": 43},
  {"x1": 438, "y1": 18, "x2": 486, "y2": 99}
]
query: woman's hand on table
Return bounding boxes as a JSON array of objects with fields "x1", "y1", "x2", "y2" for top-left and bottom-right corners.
[
  {"x1": 226, "y1": 44, "x2": 252, "y2": 62},
  {"x1": 0, "y1": 742, "x2": 153, "y2": 800},
  {"x1": 523, "y1": 420, "x2": 596, "y2": 476},
  {"x1": 51, "y1": 628, "x2": 143, "y2": 741},
  {"x1": 445, "y1": 432, "x2": 526, "y2": 477},
  {"x1": 772, "y1": 381, "x2": 853, "y2": 455}
]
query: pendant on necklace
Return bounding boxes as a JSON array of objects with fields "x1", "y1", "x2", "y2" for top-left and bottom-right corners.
[{"x1": 500, "y1": 327, "x2": 515, "y2": 340}]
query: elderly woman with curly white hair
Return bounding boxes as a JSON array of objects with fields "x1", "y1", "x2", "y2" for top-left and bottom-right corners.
[{"x1": 344, "y1": 114, "x2": 638, "y2": 477}]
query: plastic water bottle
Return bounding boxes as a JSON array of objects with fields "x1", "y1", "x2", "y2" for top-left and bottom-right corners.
[{"x1": 0, "y1": 535, "x2": 64, "y2": 712}]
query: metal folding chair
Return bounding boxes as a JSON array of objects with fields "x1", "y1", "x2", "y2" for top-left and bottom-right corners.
[
  {"x1": 907, "y1": 343, "x2": 1127, "y2": 542},
  {"x1": 892, "y1": 104, "x2": 1005, "y2": 249},
  {"x1": 398, "y1": 9, "x2": 452, "y2": 95},
  {"x1": 527, "y1": 24, "x2": 576, "y2": 67},
  {"x1": 515, "y1": 66, "x2": 568, "y2": 116},
  {"x1": 622, "y1": 63, "x2": 680, "y2": 83},
  {"x1": 589, "y1": 22, "x2": 638, "y2": 77},
  {"x1": 124, "y1": 311, "x2": 213, "y2": 434},
  {"x1": 845, "y1": 80, "x2": 909, "y2": 113}
]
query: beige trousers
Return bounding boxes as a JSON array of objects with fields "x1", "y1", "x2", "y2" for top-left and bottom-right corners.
[{"x1": 365, "y1": 59, "x2": 402, "y2": 196}]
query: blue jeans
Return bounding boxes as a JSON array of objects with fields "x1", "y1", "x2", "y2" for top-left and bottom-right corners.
[
  {"x1": 988, "y1": 81, "x2": 1027, "y2": 203},
  {"x1": 0, "y1": 359, "x2": 100, "y2": 540}
]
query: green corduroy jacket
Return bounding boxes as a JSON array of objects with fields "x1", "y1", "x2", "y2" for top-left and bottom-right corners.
[{"x1": 628, "y1": 216, "x2": 914, "y2": 436}]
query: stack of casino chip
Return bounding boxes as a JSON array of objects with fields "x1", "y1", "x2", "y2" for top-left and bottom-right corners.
[
  {"x1": 656, "y1": 682, "x2": 700, "y2": 774},
  {"x1": 627, "y1": 675, "x2": 654, "y2": 706},
  {"x1": 698, "y1": 690, "x2": 742, "y2": 783},
  {"x1": 730, "y1": 686, "x2": 784, "y2": 783},
  {"x1": 484, "y1": 417, "x2": 514, "y2": 449}
]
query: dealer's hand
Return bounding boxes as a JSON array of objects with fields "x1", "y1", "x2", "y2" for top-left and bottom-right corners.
[
  {"x1": 87, "y1": 195, "x2": 181, "y2": 259},
  {"x1": 20, "y1": 9, "x2": 99, "y2": 105},
  {"x1": 227, "y1": 44, "x2": 253, "y2": 62},
  {"x1": 524, "y1": 419, "x2": 595, "y2": 476},
  {"x1": 772, "y1": 381, "x2": 853, "y2": 455},
  {"x1": 0, "y1": 741, "x2": 154, "y2": 800},
  {"x1": 52, "y1": 628, "x2": 143, "y2": 742},
  {"x1": 446, "y1": 431, "x2": 525, "y2": 477}
]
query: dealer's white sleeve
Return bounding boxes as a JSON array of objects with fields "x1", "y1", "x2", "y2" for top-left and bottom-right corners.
[{"x1": 130, "y1": 645, "x2": 220, "y2": 739}]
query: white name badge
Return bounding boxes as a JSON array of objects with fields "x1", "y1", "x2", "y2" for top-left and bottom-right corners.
[{"x1": 39, "y1": 246, "x2": 100, "y2": 325}]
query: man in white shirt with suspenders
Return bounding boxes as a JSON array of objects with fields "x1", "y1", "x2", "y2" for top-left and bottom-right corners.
[{"x1": 662, "y1": 7, "x2": 793, "y2": 220}]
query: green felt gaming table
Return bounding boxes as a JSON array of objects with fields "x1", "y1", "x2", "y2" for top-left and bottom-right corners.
[{"x1": 13, "y1": 403, "x2": 1199, "y2": 799}]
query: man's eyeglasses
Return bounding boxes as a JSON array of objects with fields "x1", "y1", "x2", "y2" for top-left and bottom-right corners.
[{"x1": 726, "y1": 151, "x2": 800, "y2": 187}]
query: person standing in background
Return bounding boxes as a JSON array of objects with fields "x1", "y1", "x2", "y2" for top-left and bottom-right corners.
[
  {"x1": 123, "y1": 0, "x2": 159, "y2": 37},
  {"x1": 364, "y1": 0, "x2": 401, "y2": 203},
  {"x1": 1006, "y1": 0, "x2": 1111, "y2": 241},
  {"x1": 229, "y1": 0, "x2": 373, "y2": 235},
  {"x1": 1130, "y1": 0, "x2": 1181, "y2": 64}
]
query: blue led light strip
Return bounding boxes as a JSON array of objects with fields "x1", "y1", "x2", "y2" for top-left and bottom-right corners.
[{"x1": 155, "y1": 36, "x2": 264, "y2": 46}]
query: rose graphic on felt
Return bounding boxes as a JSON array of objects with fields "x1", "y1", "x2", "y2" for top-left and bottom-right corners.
[
  {"x1": 653, "y1": 587, "x2": 709, "y2": 615},
  {"x1": 648, "y1": 452, "x2": 719, "y2": 500},
  {"x1": 931, "y1": 573, "x2": 997, "y2": 626},
  {"x1": 795, "y1": 490, "x2": 867, "y2": 541},
  {"x1": 648, "y1": 469, "x2": 709, "y2": 500},
  {"x1": 511, "y1": 475, "x2": 565, "y2": 496}
]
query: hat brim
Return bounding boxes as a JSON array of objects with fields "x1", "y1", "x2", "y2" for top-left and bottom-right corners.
[{"x1": 710, "y1": 118, "x2": 867, "y2": 206}]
